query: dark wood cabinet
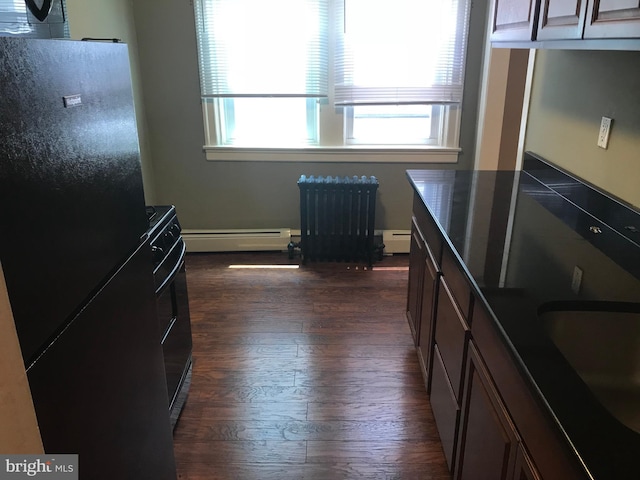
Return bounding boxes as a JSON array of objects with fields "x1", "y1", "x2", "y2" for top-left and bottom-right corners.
[
  {"x1": 407, "y1": 191, "x2": 586, "y2": 480},
  {"x1": 491, "y1": 0, "x2": 540, "y2": 41},
  {"x1": 430, "y1": 345, "x2": 461, "y2": 470},
  {"x1": 428, "y1": 279, "x2": 470, "y2": 471},
  {"x1": 514, "y1": 444, "x2": 543, "y2": 480},
  {"x1": 537, "y1": 0, "x2": 588, "y2": 39},
  {"x1": 457, "y1": 341, "x2": 519, "y2": 480},
  {"x1": 584, "y1": 0, "x2": 640, "y2": 38},
  {"x1": 492, "y1": 0, "x2": 640, "y2": 44},
  {"x1": 417, "y1": 244, "x2": 440, "y2": 391},
  {"x1": 434, "y1": 279, "x2": 470, "y2": 401},
  {"x1": 470, "y1": 300, "x2": 585, "y2": 480},
  {"x1": 441, "y1": 247, "x2": 472, "y2": 320},
  {"x1": 456, "y1": 341, "x2": 546, "y2": 480},
  {"x1": 407, "y1": 217, "x2": 427, "y2": 345},
  {"x1": 427, "y1": 244, "x2": 472, "y2": 469},
  {"x1": 408, "y1": 192, "x2": 444, "y2": 356},
  {"x1": 409, "y1": 194, "x2": 471, "y2": 473}
]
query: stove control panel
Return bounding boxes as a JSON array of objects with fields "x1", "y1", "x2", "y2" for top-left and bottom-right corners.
[{"x1": 151, "y1": 216, "x2": 182, "y2": 268}]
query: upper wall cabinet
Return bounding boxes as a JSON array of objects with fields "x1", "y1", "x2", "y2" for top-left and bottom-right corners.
[
  {"x1": 491, "y1": 0, "x2": 640, "y2": 43},
  {"x1": 583, "y1": 0, "x2": 640, "y2": 38},
  {"x1": 537, "y1": 0, "x2": 588, "y2": 39},
  {"x1": 491, "y1": 0, "x2": 540, "y2": 41}
]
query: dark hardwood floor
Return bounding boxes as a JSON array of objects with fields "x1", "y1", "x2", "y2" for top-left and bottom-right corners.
[{"x1": 173, "y1": 252, "x2": 450, "y2": 480}]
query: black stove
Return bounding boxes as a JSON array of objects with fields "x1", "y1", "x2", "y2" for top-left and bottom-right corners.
[
  {"x1": 145, "y1": 205, "x2": 192, "y2": 430},
  {"x1": 147, "y1": 206, "x2": 176, "y2": 242},
  {"x1": 146, "y1": 205, "x2": 183, "y2": 282}
]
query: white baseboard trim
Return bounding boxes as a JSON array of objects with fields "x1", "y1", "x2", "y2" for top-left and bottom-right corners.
[
  {"x1": 181, "y1": 228, "x2": 411, "y2": 254},
  {"x1": 382, "y1": 230, "x2": 411, "y2": 254},
  {"x1": 181, "y1": 229, "x2": 292, "y2": 252}
]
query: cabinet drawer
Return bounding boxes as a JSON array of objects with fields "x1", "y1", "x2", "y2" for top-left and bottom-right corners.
[
  {"x1": 413, "y1": 194, "x2": 443, "y2": 267},
  {"x1": 435, "y1": 278, "x2": 470, "y2": 401},
  {"x1": 441, "y1": 245, "x2": 472, "y2": 318},
  {"x1": 430, "y1": 344, "x2": 460, "y2": 471}
]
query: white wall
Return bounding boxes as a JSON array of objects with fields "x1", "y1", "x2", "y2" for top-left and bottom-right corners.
[
  {"x1": 524, "y1": 49, "x2": 640, "y2": 208},
  {"x1": 66, "y1": 0, "x2": 157, "y2": 204}
]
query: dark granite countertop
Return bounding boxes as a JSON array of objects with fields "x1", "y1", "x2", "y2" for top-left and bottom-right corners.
[{"x1": 407, "y1": 152, "x2": 640, "y2": 480}]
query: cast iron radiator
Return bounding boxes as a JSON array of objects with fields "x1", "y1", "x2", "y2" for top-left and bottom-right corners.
[{"x1": 297, "y1": 175, "x2": 379, "y2": 266}]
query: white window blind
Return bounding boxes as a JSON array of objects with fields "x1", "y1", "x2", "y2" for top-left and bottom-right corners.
[
  {"x1": 194, "y1": 0, "x2": 329, "y2": 98},
  {"x1": 334, "y1": 0, "x2": 471, "y2": 106}
]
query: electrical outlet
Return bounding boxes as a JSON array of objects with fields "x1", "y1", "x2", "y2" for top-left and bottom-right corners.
[
  {"x1": 571, "y1": 266, "x2": 583, "y2": 294},
  {"x1": 597, "y1": 117, "x2": 612, "y2": 149}
]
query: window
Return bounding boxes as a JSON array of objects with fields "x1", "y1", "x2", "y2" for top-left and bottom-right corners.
[
  {"x1": 194, "y1": 0, "x2": 327, "y2": 147},
  {"x1": 346, "y1": 105, "x2": 443, "y2": 145},
  {"x1": 214, "y1": 97, "x2": 319, "y2": 147},
  {"x1": 194, "y1": 0, "x2": 471, "y2": 149}
]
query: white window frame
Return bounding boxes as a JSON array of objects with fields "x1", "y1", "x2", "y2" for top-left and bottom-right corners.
[{"x1": 195, "y1": 0, "x2": 469, "y2": 162}]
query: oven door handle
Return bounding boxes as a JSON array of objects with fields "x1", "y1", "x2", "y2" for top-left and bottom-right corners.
[{"x1": 155, "y1": 240, "x2": 186, "y2": 295}]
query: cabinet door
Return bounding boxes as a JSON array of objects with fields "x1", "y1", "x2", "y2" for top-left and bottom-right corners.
[
  {"x1": 537, "y1": 0, "x2": 588, "y2": 39},
  {"x1": 491, "y1": 0, "x2": 540, "y2": 41},
  {"x1": 471, "y1": 300, "x2": 586, "y2": 480},
  {"x1": 457, "y1": 341, "x2": 518, "y2": 480},
  {"x1": 431, "y1": 345, "x2": 460, "y2": 471},
  {"x1": 584, "y1": 0, "x2": 640, "y2": 38},
  {"x1": 417, "y1": 247, "x2": 440, "y2": 391},
  {"x1": 407, "y1": 217, "x2": 427, "y2": 345},
  {"x1": 514, "y1": 444, "x2": 543, "y2": 480}
]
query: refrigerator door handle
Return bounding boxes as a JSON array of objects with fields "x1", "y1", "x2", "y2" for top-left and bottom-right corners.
[{"x1": 25, "y1": 0, "x2": 53, "y2": 22}]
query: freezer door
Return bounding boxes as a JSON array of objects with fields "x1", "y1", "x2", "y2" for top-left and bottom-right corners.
[{"x1": 0, "y1": 38, "x2": 149, "y2": 364}]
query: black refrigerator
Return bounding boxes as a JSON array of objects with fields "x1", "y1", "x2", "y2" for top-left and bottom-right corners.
[{"x1": 0, "y1": 38, "x2": 177, "y2": 479}]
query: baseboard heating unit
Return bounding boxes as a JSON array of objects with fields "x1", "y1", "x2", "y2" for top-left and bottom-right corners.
[
  {"x1": 296, "y1": 175, "x2": 380, "y2": 266},
  {"x1": 181, "y1": 229, "x2": 292, "y2": 253},
  {"x1": 382, "y1": 230, "x2": 411, "y2": 254}
]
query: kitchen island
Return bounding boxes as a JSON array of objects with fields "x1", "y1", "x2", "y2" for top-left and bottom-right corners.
[{"x1": 406, "y1": 153, "x2": 640, "y2": 479}]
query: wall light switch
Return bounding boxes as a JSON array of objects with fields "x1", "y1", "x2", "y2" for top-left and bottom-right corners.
[{"x1": 597, "y1": 117, "x2": 612, "y2": 149}]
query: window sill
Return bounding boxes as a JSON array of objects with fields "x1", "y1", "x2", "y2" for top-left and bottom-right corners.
[{"x1": 203, "y1": 145, "x2": 461, "y2": 163}]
